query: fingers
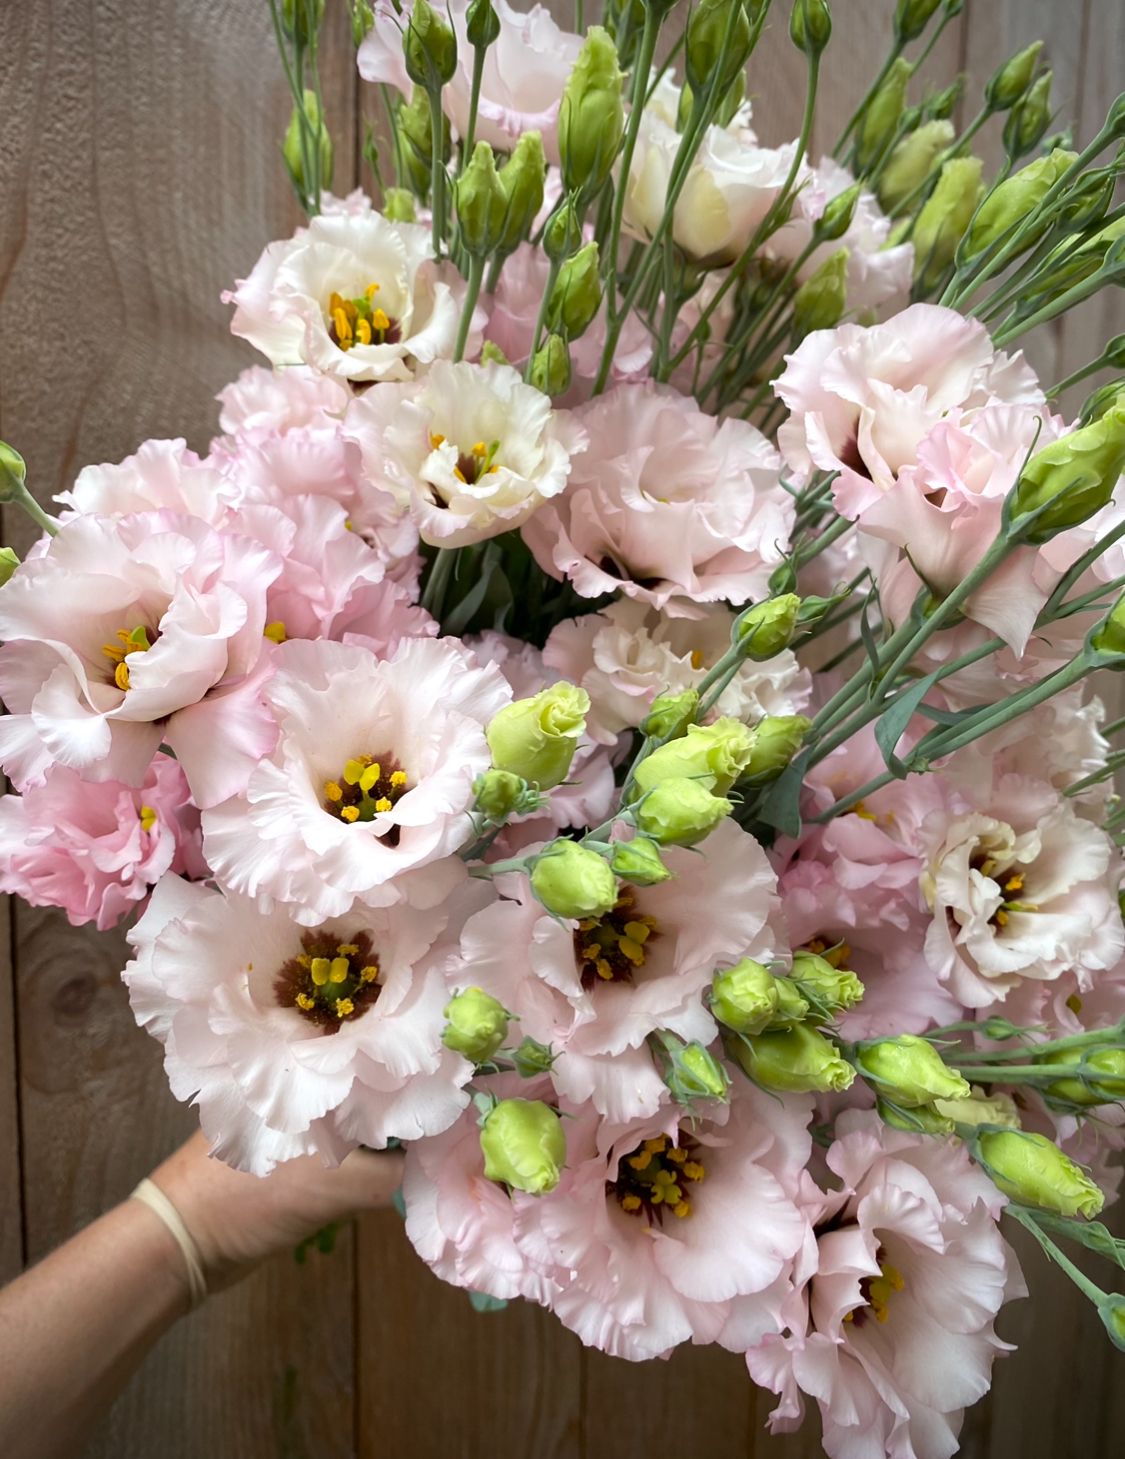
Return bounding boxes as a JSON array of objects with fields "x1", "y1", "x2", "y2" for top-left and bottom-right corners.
[{"x1": 328, "y1": 1148, "x2": 406, "y2": 1214}]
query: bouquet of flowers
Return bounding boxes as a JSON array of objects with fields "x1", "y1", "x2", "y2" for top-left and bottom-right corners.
[{"x1": 2, "y1": 0, "x2": 1125, "y2": 1452}]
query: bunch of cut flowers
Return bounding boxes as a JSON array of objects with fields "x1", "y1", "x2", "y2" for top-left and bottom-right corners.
[{"x1": 2, "y1": 1, "x2": 1125, "y2": 1453}]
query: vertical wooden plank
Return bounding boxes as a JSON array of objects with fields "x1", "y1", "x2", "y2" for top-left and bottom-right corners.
[
  {"x1": 0, "y1": 891, "x2": 23, "y2": 1284},
  {"x1": 356, "y1": 1208, "x2": 583, "y2": 1459}
]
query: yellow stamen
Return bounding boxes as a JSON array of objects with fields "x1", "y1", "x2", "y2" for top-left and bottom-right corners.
[
  {"x1": 365, "y1": 282, "x2": 380, "y2": 301},
  {"x1": 373, "y1": 796, "x2": 393, "y2": 813},
  {"x1": 623, "y1": 921, "x2": 650, "y2": 944},
  {"x1": 340, "y1": 805, "x2": 360, "y2": 823},
  {"x1": 627, "y1": 1150, "x2": 653, "y2": 1172},
  {"x1": 453, "y1": 467, "x2": 467, "y2": 483},
  {"x1": 101, "y1": 642, "x2": 127, "y2": 663},
  {"x1": 296, "y1": 993, "x2": 315, "y2": 1011},
  {"x1": 430, "y1": 433, "x2": 445, "y2": 449},
  {"x1": 332, "y1": 306, "x2": 353, "y2": 346},
  {"x1": 472, "y1": 441, "x2": 486, "y2": 456},
  {"x1": 682, "y1": 1161, "x2": 705, "y2": 1182},
  {"x1": 337, "y1": 943, "x2": 359, "y2": 956},
  {"x1": 1066, "y1": 993, "x2": 1084, "y2": 1015},
  {"x1": 310, "y1": 958, "x2": 331, "y2": 987},
  {"x1": 115, "y1": 661, "x2": 131, "y2": 691},
  {"x1": 263, "y1": 621, "x2": 287, "y2": 644},
  {"x1": 672, "y1": 1201, "x2": 692, "y2": 1219},
  {"x1": 618, "y1": 937, "x2": 646, "y2": 966},
  {"x1": 324, "y1": 781, "x2": 343, "y2": 802},
  {"x1": 355, "y1": 316, "x2": 373, "y2": 346},
  {"x1": 581, "y1": 944, "x2": 601, "y2": 962},
  {"x1": 666, "y1": 1146, "x2": 687, "y2": 1165},
  {"x1": 620, "y1": 1193, "x2": 642, "y2": 1213},
  {"x1": 690, "y1": 649, "x2": 704, "y2": 671},
  {"x1": 995, "y1": 909, "x2": 1009, "y2": 927},
  {"x1": 139, "y1": 805, "x2": 157, "y2": 832},
  {"x1": 371, "y1": 307, "x2": 391, "y2": 332},
  {"x1": 595, "y1": 958, "x2": 614, "y2": 981},
  {"x1": 359, "y1": 764, "x2": 382, "y2": 794},
  {"x1": 329, "y1": 957, "x2": 350, "y2": 984},
  {"x1": 389, "y1": 770, "x2": 408, "y2": 788},
  {"x1": 1004, "y1": 873, "x2": 1024, "y2": 894},
  {"x1": 335, "y1": 997, "x2": 355, "y2": 1017},
  {"x1": 297, "y1": 954, "x2": 311, "y2": 969},
  {"x1": 359, "y1": 965, "x2": 379, "y2": 984},
  {"x1": 643, "y1": 1137, "x2": 668, "y2": 1152},
  {"x1": 343, "y1": 758, "x2": 370, "y2": 786},
  {"x1": 853, "y1": 800, "x2": 876, "y2": 821}
]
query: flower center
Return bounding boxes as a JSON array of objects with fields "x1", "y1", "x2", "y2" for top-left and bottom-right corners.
[
  {"x1": 429, "y1": 433, "x2": 501, "y2": 486},
  {"x1": 574, "y1": 888, "x2": 658, "y2": 989},
  {"x1": 324, "y1": 754, "x2": 410, "y2": 827},
  {"x1": 844, "y1": 1247, "x2": 905, "y2": 1326},
  {"x1": 274, "y1": 929, "x2": 381, "y2": 1032},
  {"x1": 609, "y1": 1132, "x2": 705, "y2": 1223},
  {"x1": 101, "y1": 625, "x2": 154, "y2": 691},
  {"x1": 969, "y1": 851, "x2": 1036, "y2": 929},
  {"x1": 327, "y1": 284, "x2": 401, "y2": 349},
  {"x1": 801, "y1": 936, "x2": 852, "y2": 968}
]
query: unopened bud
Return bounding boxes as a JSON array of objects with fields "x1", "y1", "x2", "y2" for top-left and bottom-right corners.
[
  {"x1": 741, "y1": 715, "x2": 810, "y2": 787},
  {"x1": 789, "y1": 0, "x2": 832, "y2": 57},
  {"x1": 793, "y1": 248, "x2": 849, "y2": 337},
  {"x1": 350, "y1": 0, "x2": 374, "y2": 45},
  {"x1": 382, "y1": 186, "x2": 417, "y2": 223},
  {"x1": 633, "y1": 718, "x2": 755, "y2": 797},
  {"x1": 641, "y1": 690, "x2": 700, "y2": 741},
  {"x1": 608, "y1": 836, "x2": 672, "y2": 886},
  {"x1": 926, "y1": 76, "x2": 963, "y2": 122},
  {"x1": 894, "y1": 0, "x2": 941, "y2": 43},
  {"x1": 456, "y1": 140, "x2": 508, "y2": 255},
  {"x1": 965, "y1": 148, "x2": 1077, "y2": 259},
  {"x1": 634, "y1": 778, "x2": 732, "y2": 847},
  {"x1": 814, "y1": 181, "x2": 862, "y2": 242},
  {"x1": 543, "y1": 198, "x2": 583, "y2": 263},
  {"x1": 686, "y1": 0, "x2": 753, "y2": 97},
  {"x1": 1098, "y1": 1294, "x2": 1125, "y2": 1353},
  {"x1": 529, "y1": 333, "x2": 572, "y2": 396},
  {"x1": 912, "y1": 156, "x2": 983, "y2": 291},
  {"x1": 511, "y1": 1036, "x2": 555, "y2": 1078},
  {"x1": 1004, "y1": 70, "x2": 1053, "y2": 159},
  {"x1": 934, "y1": 1087, "x2": 1020, "y2": 1128},
  {"x1": 1079, "y1": 379, "x2": 1125, "y2": 427},
  {"x1": 878, "y1": 119, "x2": 954, "y2": 212},
  {"x1": 0, "y1": 441, "x2": 28, "y2": 499},
  {"x1": 530, "y1": 840, "x2": 618, "y2": 918},
  {"x1": 473, "y1": 768, "x2": 528, "y2": 820},
  {"x1": 480, "y1": 1098, "x2": 566, "y2": 1194},
  {"x1": 558, "y1": 27, "x2": 625, "y2": 198},
  {"x1": 465, "y1": 0, "x2": 501, "y2": 50},
  {"x1": 497, "y1": 131, "x2": 547, "y2": 254},
  {"x1": 480, "y1": 339, "x2": 510, "y2": 366},
  {"x1": 856, "y1": 56, "x2": 913, "y2": 172},
  {"x1": 548, "y1": 242, "x2": 603, "y2": 339},
  {"x1": 1014, "y1": 404, "x2": 1125, "y2": 543},
  {"x1": 711, "y1": 958, "x2": 809, "y2": 1036},
  {"x1": 976, "y1": 1128, "x2": 1105, "y2": 1218},
  {"x1": 854, "y1": 1033, "x2": 971, "y2": 1107},
  {"x1": 654, "y1": 1032, "x2": 731, "y2": 1104},
  {"x1": 985, "y1": 40, "x2": 1042, "y2": 113},
  {"x1": 283, "y1": 90, "x2": 334, "y2": 196},
  {"x1": 442, "y1": 987, "x2": 510, "y2": 1062},
  {"x1": 404, "y1": 0, "x2": 458, "y2": 88},
  {"x1": 876, "y1": 1098, "x2": 956, "y2": 1135},
  {"x1": 736, "y1": 593, "x2": 801, "y2": 659},
  {"x1": 1042, "y1": 1047, "x2": 1125, "y2": 1106},
  {"x1": 730, "y1": 1023, "x2": 856, "y2": 1094},
  {"x1": 790, "y1": 949, "x2": 864, "y2": 1012},
  {"x1": 0, "y1": 547, "x2": 19, "y2": 588},
  {"x1": 486, "y1": 681, "x2": 589, "y2": 789},
  {"x1": 283, "y1": 0, "x2": 325, "y2": 44}
]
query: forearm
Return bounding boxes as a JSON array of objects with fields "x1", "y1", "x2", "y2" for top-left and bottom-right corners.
[{"x1": 0, "y1": 1197, "x2": 188, "y2": 1459}]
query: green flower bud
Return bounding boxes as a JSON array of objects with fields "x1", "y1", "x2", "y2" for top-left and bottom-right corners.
[
  {"x1": 894, "y1": 0, "x2": 941, "y2": 43},
  {"x1": 686, "y1": 0, "x2": 753, "y2": 98},
  {"x1": 455, "y1": 140, "x2": 508, "y2": 256},
  {"x1": 641, "y1": 690, "x2": 700, "y2": 742},
  {"x1": 1003, "y1": 70, "x2": 1052, "y2": 159},
  {"x1": 789, "y1": 0, "x2": 832, "y2": 57},
  {"x1": 487, "y1": 682, "x2": 589, "y2": 789},
  {"x1": 558, "y1": 27, "x2": 625, "y2": 198},
  {"x1": 976, "y1": 1128, "x2": 1105, "y2": 1219},
  {"x1": 965, "y1": 149, "x2": 1078, "y2": 260},
  {"x1": 530, "y1": 840, "x2": 618, "y2": 918},
  {"x1": 529, "y1": 333, "x2": 572, "y2": 397},
  {"x1": 814, "y1": 182, "x2": 862, "y2": 242},
  {"x1": 877, "y1": 119, "x2": 955, "y2": 213},
  {"x1": 1094, "y1": 592, "x2": 1125, "y2": 658},
  {"x1": 282, "y1": 0, "x2": 325, "y2": 44},
  {"x1": 472, "y1": 768, "x2": 527, "y2": 820},
  {"x1": 736, "y1": 593, "x2": 801, "y2": 659},
  {"x1": 652, "y1": 1031, "x2": 732, "y2": 1104},
  {"x1": 634, "y1": 778, "x2": 732, "y2": 847},
  {"x1": 925, "y1": 76, "x2": 963, "y2": 123},
  {"x1": 466, "y1": 0, "x2": 501, "y2": 49},
  {"x1": 544, "y1": 198, "x2": 583, "y2": 263},
  {"x1": 912, "y1": 156, "x2": 984, "y2": 291},
  {"x1": 633, "y1": 718, "x2": 756, "y2": 797},
  {"x1": 730, "y1": 1023, "x2": 856, "y2": 1094},
  {"x1": 985, "y1": 40, "x2": 1042, "y2": 113},
  {"x1": 283, "y1": 90, "x2": 334, "y2": 196},
  {"x1": 480, "y1": 1098, "x2": 566, "y2": 1194},
  {"x1": 790, "y1": 950, "x2": 864, "y2": 1012},
  {"x1": 511, "y1": 1036, "x2": 556, "y2": 1078},
  {"x1": 854, "y1": 1033, "x2": 971, "y2": 1107},
  {"x1": 548, "y1": 242, "x2": 603, "y2": 340},
  {"x1": 0, "y1": 441, "x2": 28, "y2": 499},
  {"x1": 497, "y1": 131, "x2": 547, "y2": 254},
  {"x1": 934, "y1": 1087, "x2": 1020, "y2": 1128},
  {"x1": 0, "y1": 547, "x2": 19, "y2": 588},
  {"x1": 876, "y1": 1097, "x2": 956, "y2": 1135},
  {"x1": 1042, "y1": 1046, "x2": 1125, "y2": 1106},
  {"x1": 404, "y1": 0, "x2": 458, "y2": 88},
  {"x1": 856, "y1": 56, "x2": 914, "y2": 173},
  {"x1": 442, "y1": 987, "x2": 510, "y2": 1062},
  {"x1": 1013, "y1": 404, "x2": 1125, "y2": 543},
  {"x1": 793, "y1": 248, "x2": 849, "y2": 337},
  {"x1": 712, "y1": 959, "x2": 774, "y2": 1035},
  {"x1": 480, "y1": 339, "x2": 510, "y2": 366},
  {"x1": 349, "y1": 0, "x2": 375, "y2": 45},
  {"x1": 608, "y1": 836, "x2": 672, "y2": 886},
  {"x1": 740, "y1": 715, "x2": 811, "y2": 787},
  {"x1": 399, "y1": 86, "x2": 449, "y2": 188},
  {"x1": 382, "y1": 186, "x2": 417, "y2": 223},
  {"x1": 1098, "y1": 1293, "x2": 1125, "y2": 1353}
]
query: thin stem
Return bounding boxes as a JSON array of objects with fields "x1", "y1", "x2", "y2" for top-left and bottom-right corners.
[
  {"x1": 428, "y1": 87, "x2": 446, "y2": 258},
  {"x1": 832, "y1": 40, "x2": 904, "y2": 161},
  {"x1": 454, "y1": 254, "x2": 486, "y2": 361},
  {"x1": 421, "y1": 546, "x2": 457, "y2": 621},
  {"x1": 5, "y1": 481, "x2": 58, "y2": 538},
  {"x1": 524, "y1": 256, "x2": 561, "y2": 381},
  {"x1": 463, "y1": 45, "x2": 486, "y2": 161}
]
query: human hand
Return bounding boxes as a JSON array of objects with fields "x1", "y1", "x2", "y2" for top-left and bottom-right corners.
[{"x1": 150, "y1": 1130, "x2": 404, "y2": 1294}]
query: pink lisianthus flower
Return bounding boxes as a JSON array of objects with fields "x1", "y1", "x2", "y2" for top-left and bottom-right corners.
[
  {"x1": 775, "y1": 304, "x2": 1043, "y2": 513},
  {"x1": 215, "y1": 363, "x2": 353, "y2": 436},
  {"x1": 54, "y1": 437, "x2": 239, "y2": 527},
  {"x1": 358, "y1": 1, "x2": 582, "y2": 165},
  {"x1": 201, "y1": 636, "x2": 510, "y2": 924},
  {"x1": 455, "y1": 819, "x2": 783, "y2": 1121},
  {"x1": 523, "y1": 382, "x2": 793, "y2": 614},
  {"x1": 123, "y1": 872, "x2": 484, "y2": 1176},
  {"x1": 747, "y1": 1111, "x2": 1024, "y2": 1459},
  {"x1": 402, "y1": 1072, "x2": 564, "y2": 1304},
  {"x1": 543, "y1": 598, "x2": 810, "y2": 746},
  {"x1": 0, "y1": 511, "x2": 282, "y2": 808},
  {"x1": 513, "y1": 1083, "x2": 813, "y2": 1360},
  {"x1": 484, "y1": 243, "x2": 652, "y2": 403},
  {"x1": 0, "y1": 754, "x2": 205, "y2": 931},
  {"x1": 226, "y1": 211, "x2": 477, "y2": 384},
  {"x1": 342, "y1": 359, "x2": 587, "y2": 548}
]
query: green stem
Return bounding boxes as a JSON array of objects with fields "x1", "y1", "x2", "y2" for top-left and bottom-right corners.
[
  {"x1": 5, "y1": 481, "x2": 58, "y2": 537},
  {"x1": 993, "y1": 263, "x2": 1125, "y2": 348},
  {"x1": 524, "y1": 256, "x2": 561, "y2": 381},
  {"x1": 454, "y1": 253, "x2": 486, "y2": 361},
  {"x1": 831, "y1": 40, "x2": 904, "y2": 161},
  {"x1": 428, "y1": 87, "x2": 446, "y2": 258},
  {"x1": 463, "y1": 45, "x2": 486, "y2": 160},
  {"x1": 421, "y1": 546, "x2": 457, "y2": 621}
]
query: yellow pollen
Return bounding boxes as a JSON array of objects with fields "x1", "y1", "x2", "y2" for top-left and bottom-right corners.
[
  {"x1": 454, "y1": 467, "x2": 467, "y2": 483},
  {"x1": 263, "y1": 621, "x2": 287, "y2": 644},
  {"x1": 620, "y1": 1194, "x2": 642, "y2": 1213},
  {"x1": 296, "y1": 993, "x2": 315, "y2": 1011},
  {"x1": 690, "y1": 649, "x2": 704, "y2": 671},
  {"x1": 139, "y1": 805, "x2": 157, "y2": 832},
  {"x1": 672, "y1": 1201, "x2": 692, "y2": 1219},
  {"x1": 595, "y1": 958, "x2": 614, "y2": 981},
  {"x1": 472, "y1": 441, "x2": 486, "y2": 456},
  {"x1": 115, "y1": 661, "x2": 131, "y2": 691},
  {"x1": 332, "y1": 306, "x2": 353, "y2": 345},
  {"x1": 359, "y1": 965, "x2": 379, "y2": 984},
  {"x1": 618, "y1": 937, "x2": 646, "y2": 966},
  {"x1": 979, "y1": 857, "x2": 998, "y2": 879},
  {"x1": 430, "y1": 433, "x2": 446, "y2": 449},
  {"x1": 682, "y1": 1161, "x2": 705, "y2": 1182},
  {"x1": 581, "y1": 944, "x2": 601, "y2": 961},
  {"x1": 623, "y1": 921, "x2": 650, "y2": 944},
  {"x1": 868, "y1": 1261, "x2": 905, "y2": 1324},
  {"x1": 297, "y1": 954, "x2": 312, "y2": 969},
  {"x1": 340, "y1": 805, "x2": 360, "y2": 823},
  {"x1": 355, "y1": 316, "x2": 373, "y2": 346},
  {"x1": 373, "y1": 796, "x2": 393, "y2": 813},
  {"x1": 365, "y1": 282, "x2": 380, "y2": 301},
  {"x1": 1066, "y1": 993, "x2": 1084, "y2": 1015},
  {"x1": 310, "y1": 958, "x2": 331, "y2": 987},
  {"x1": 627, "y1": 1150, "x2": 654, "y2": 1172},
  {"x1": 1004, "y1": 873, "x2": 1024, "y2": 894},
  {"x1": 666, "y1": 1146, "x2": 687, "y2": 1165},
  {"x1": 853, "y1": 800, "x2": 877, "y2": 821},
  {"x1": 324, "y1": 781, "x2": 343, "y2": 802},
  {"x1": 390, "y1": 770, "x2": 408, "y2": 787},
  {"x1": 371, "y1": 307, "x2": 391, "y2": 332},
  {"x1": 337, "y1": 943, "x2": 359, "y2": 956},
  {"x1": 335, "y1": 997, "x2": 355, "y2": 1017},
  {"x1": 644, "y1": 1137, "x2": 667, "y2": 1152},
  {"x1": 329, "y1": 957, "x2": 350, "y2": 984},
  {"x1": 995, "y1": 909, "x2": 1009, "y2": 927}
]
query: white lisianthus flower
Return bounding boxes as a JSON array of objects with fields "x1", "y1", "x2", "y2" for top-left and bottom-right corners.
[
  {"x1": 124, "y1": 873, "x2": 483, "y2": 1175},
  {"x1": 201, "y1": 636, "x2": 511, "y2": 924},
  {"x1": 226, "y1": 211, "x2": 477, "y2": 383},
  {"x1": 342, "y1": 359, "x2": 588, "y2": 548}
]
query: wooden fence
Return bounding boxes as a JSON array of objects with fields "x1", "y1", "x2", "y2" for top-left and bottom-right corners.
[{"x1": 0, "y1": 2, "x2": 1122, "y2": 1455}]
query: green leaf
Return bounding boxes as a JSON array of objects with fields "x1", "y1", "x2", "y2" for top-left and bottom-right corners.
[{"x1": 468, "y1": 1290, "x2": 509, "y2": 1313}]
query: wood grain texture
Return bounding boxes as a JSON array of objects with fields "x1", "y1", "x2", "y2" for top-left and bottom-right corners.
[
  {"x1": 0, "y1": 892, "x2": 22, "y2": 1283},
  {"x1": 0, "y1": 2, "x2": 1122, "y2": 1457}
]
